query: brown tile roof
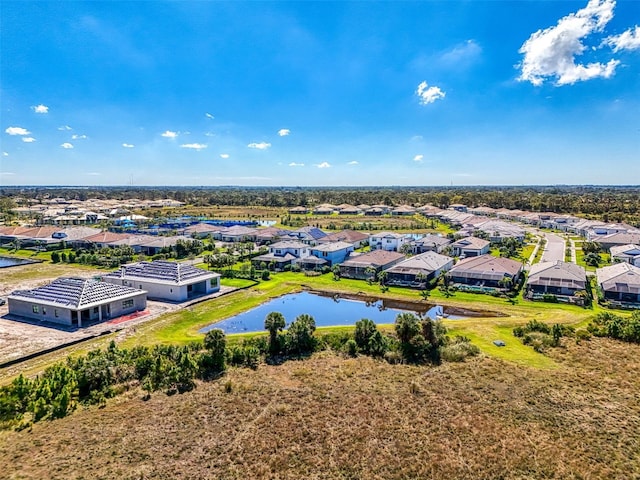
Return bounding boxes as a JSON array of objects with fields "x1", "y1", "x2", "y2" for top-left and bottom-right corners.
[{"x1": 340, "y1": 250, "x2": 405, "y2": 268}]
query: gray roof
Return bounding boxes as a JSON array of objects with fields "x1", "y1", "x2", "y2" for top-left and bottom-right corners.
[
  {"x1": 610, "y1": 244, "x2": 640, "y2": 258},
  {"x1": 596, "y1": 263, "x2": 640, "y2": 293},
  {"x1": 527, "y1": 261, "x2": 587, "y2": 289},
  {"x1": 311, "y1": 241, "x2": 353, "y2": 253},
  {"x1": 451, "y1": 236, "x2": 491, "y2": 250},
  {"x1": 340, "y1": 250, "x2": 405, "y2": 268},
  {"x1": 385, "y1": 251, "x2": 453, "y2": 275},
  {"x1": 104, "y1": 261, "x2": 217, "y2": 284},
  {"x1": 270, "y1": 240, "x2": 309, "y2": 250},
  {"x1": 10, "y1": 277, "x2": 144, "y2": 309},
  {"x1": 449, "y1": 254, "x2": 523, "y2": 281},
  {"x1": 412, "y1": 234, "x2": 451, "y2": 248}
]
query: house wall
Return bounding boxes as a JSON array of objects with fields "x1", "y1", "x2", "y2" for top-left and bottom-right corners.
[
  {"x1": 310, "y1": 247, "x2": 354, "y2": 266},
  {"x1": 8, "y1": 298, "x2": 74, "y2": 325},
  {"x1": 104, "y1": 275, "x2": 219, "y2": 302},
  {"x1": 7, "y1": 293, "x2": 146, "y2": 327}
]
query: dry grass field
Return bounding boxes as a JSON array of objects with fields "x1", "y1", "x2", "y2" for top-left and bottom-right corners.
[{"x1": 1, "y1": 337, "x2": 639, "y2": 479}]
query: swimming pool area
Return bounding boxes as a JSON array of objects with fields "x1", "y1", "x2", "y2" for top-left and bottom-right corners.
[{"x1": 0, "y1": 256, "x2": 37, "y2": 268}]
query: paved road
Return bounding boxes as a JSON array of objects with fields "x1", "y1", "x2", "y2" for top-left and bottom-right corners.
[{"x1": 540, "y1": 233, "x2": 565, "y2": 263}]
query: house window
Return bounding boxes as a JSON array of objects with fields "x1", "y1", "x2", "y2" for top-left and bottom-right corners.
[
  {"x1": 54, "y1": 309, "x2": 59, "y2": 318},
  {"x1": 323, "y1": 252, "x2": 328, "y2": 257},
  {"x1": 32, "y1": 305, "x2": 39, "y2": 314},
  {"x1": 210, "y1": 277, "x2": 218, "y2": 288},
  {"x1": 42, "y1": 307, "x2": 46, "y2": 315},
  {"x1": 122, "y1": 299, "x2": 134, "y2": 309}
]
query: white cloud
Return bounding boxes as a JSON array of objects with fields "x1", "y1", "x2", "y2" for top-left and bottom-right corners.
[
  {"x1": 86, "y1": 172, "x2": 101, "y2": 176},
  {"x1": 205, "y1": 113, "x2": 215, "y2": 119},
  {"x1": 416, "y1": 81, "x2": 446, "y2": 105},
  {"x1": 58, "y1": 125, "x2": 72, "y2": 131},
  {"x1": 316, "y1": 162, "x2": 331, "y2": 169},
  {"x1": 413, "y1": 154, "x2": 424, "y2": 163},
  {"x1": 161, "y1": 130, "x2": 178, "y2": 138},
  {"x1": 518, "y1": 0, "x2": 620, "y2": 86},
  {"x1": 348, "y1": 161, "x2": 359, "y2": 165},
  {"x1": 122, "y1": 143, "x2": 135, "y2": 148},
  {"x1": 605, "y1": 25, "x2": 640, "y2": 52},
  {"x1": 60, "y1": 143, "x2": 74, "y2": 149},
  {"x1": 5, "y1": 126, "x2": 31, "y2": 136},
  {"x1": 220, "y1": 153, "x2": 230, "y2": 159},
  {"x1": 0, "y1": 172, "x2": 15, "y2": 176},
  {"x1": 248, "y1": 142, "x2": 271, "y2": 150},
  {"x1": 31, "y1": 104, "x2": 49, "y2": 114},
  {"x1": 180, "y1": 143, "x2": 207, "y2": 150},
  {"x1": 71, "y1": 134, "x2": 88, "y2": 140},
  {"x1": 289, "y1": 162, "x2": 304, "y2": 167},
  {"x1": 278, "y1": 128, "x2": 291, "y2": 137},
  {"x1": 204, "y1": 132, "x2": 215, "y2": 137},
  {"x1": 22, "y1": 137, "x2": 36, "y2": 143},
  {"x1": 2, "y1": 152, "x2": 8, "y2": 156}
]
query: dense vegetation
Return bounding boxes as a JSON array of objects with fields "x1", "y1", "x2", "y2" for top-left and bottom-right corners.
[
  {"x1": 0, "y1": 312, "x2": 480, "y2": 430},
  {"x1": 2, "y1": 185, "x2": 639, "y2": 225},
  {"x1": 588, "y1": 311, "x2": 640, "y2": 343}
]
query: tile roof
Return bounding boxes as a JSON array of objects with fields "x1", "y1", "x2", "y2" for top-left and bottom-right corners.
[
  {"x1": 386, "y1": 251, "x2": 453, "y2": 274},
  {"x1": 10, "y1": 277, "x2": 144, "y2": 309},
  {"x1": 449, "y1": 254, "x2": 523, "y2": 280},
  {"x1": 318, "y1": 230, "x2": 369, "y2": 244},
  {"x1": 105, "y1": 261, "x2": 216, "y2": 284},
  {"x1": 596, "y1": 263, "x2": 640, "y2": 293},
  {"x1": 527, "y1": 261, "x2": 587, "y2": 289},
  {"x1": 311, "y1": 241, "x2": 354, "y2": 253},
  {"x1": 340, "y1": 250, "x2": 405, "y2": 268},
  {"x1": 451, "y1": 236, "x2": 491, "y2": 250}
]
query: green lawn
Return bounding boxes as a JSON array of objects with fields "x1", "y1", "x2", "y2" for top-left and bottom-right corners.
[{"x1": 120, "y1": 270, "x2": 598, "y2": 369}]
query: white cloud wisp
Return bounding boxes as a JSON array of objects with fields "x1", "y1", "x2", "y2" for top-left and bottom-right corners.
[
  {"x1": 31, "y1": 104, "x2": 49, "y2": 114},
  {"x1": 605, "y1": 25, "x2": 640, "y2": 52},
  {"x1": 278, "y1": 129, "x2": 291, "y2": 137},
  {"x1": 248, "y1": 142, "x2": 271, "y2": 150},
  {"x1": 5, "y1": 127, "x2": 31, "y2": 136},
  {"x1": 180, "y1": 143, "x2": 207, "y2": 151}
]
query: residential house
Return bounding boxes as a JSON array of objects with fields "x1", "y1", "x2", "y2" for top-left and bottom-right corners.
[
  {"x1": 526, "y1": 261, "x2": 587, "y2": 298},
  {"x1": 214, "y1": 225, "x2": 258, "y2": 243},
  {"x1": 447, "y1": 254, "x2": 523, "y2": 290},
  {"x1": 611, "y1": 244, "x2": 640, "y2": 267},
  {"x1": 183, "y1": 223, "x2": 223, "y2": 239},
  {"x1": 409, "y1": 234, "x2": 451, "y2": 254},
  {"x1": 251, "y1": 240, "x2": 311, "y2": 270},
  {"x1": 309, "y1": 241, "x2": 354, "y2": 266},
  {"x1": 285, "y1": 226, "x2": 327, "y2": 246},
  {"x1": 597, "y1": 232, "x2": 640, "y2": 252},
  {"x1": 103, "y1": 260, "x2": 220, "y2": 302},
  {"x1": 255, "y1": 226, "x2": 290, "y2": 245},
  {"x1": 450, "y1": 236, "x2": 491, "y2": 258},
  {"x1": 384, "y1": 251, "x2": 454, "y2": 288},
  {"x1": 317, "y1": 229, "x2": 369, "y2": 249},
  {"x1": 288, "y1": 206, "x2": 309, "y2": 215},
  {"x1": 370, "y1": 232, "x2": 409, "y2": 252},
  {"x1": 8, "y1": 277, "x2": 147, "y2": 327},
  {"x1": 391, "y1": 205, "x2": 417, "y2": 216},
  {"x1": 339, "y1": 250, "x2": 405, "y2": 280},
  {"x1": 596, "y1": 263, "x2": 640, "y2": 305}
]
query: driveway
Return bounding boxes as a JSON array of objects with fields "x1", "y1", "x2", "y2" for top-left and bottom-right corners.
[{"x1": 541, "y1": 232, "x2": 565, "y2": 263}]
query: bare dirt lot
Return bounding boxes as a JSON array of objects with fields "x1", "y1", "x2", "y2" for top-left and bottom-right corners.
[{"x1": 0, "y1": 262, "x2": 235, "y2": 365}]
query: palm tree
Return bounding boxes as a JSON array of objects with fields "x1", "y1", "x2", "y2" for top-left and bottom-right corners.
[{"x1": 264, "y1": 312, "x2": 285, "y2": 354}]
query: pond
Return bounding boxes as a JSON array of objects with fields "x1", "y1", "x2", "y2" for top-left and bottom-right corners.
[
  {"x1": 199, "y1": 291, "x2": 465, "y2": 334},
  {"x1": 0, "y1": 256, "x2": 36, "y2": 268}
]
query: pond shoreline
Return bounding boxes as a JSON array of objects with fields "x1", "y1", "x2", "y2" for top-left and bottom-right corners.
[{"x1": 304, "y1": 287, "x2": 506, "y2": 319}]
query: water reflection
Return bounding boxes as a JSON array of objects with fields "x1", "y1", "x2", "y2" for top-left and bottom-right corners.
[{"x1": 200, "y1": 291, "x2": 463, "y2": 335}]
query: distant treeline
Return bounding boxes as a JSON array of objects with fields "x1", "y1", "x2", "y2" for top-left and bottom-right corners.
[{"x1": 2, "y1": 186, "x2": 639, "y2": 224}]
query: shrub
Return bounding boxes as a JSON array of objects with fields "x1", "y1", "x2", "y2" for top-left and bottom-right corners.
[
  {"x1": 345, "y1": 339, "x2": 358, "y2": 357},
  {"x1": 384, "y1": 350, "x2": 403, "y2": 364},
  {"x1": 354, "y1": 318, "x2": 377, "y2": 354},
  {"x1": 440, "y1": 338, "x2": 480, "y2": 363},
  {"x1": 261, "y1": 269, "x2": 270, "y2": 281},
  {"x1": 575, "y1": 328, "x2": 592, "y2": 343}
]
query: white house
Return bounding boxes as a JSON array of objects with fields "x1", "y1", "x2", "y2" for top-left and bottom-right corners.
[
  {"x1": 251, "y1": 240, "x2": 311, "y2": 270},
  {"x1": 8, "y1": 277, "x2": 147, "y2": 327},
  {"x1": 370, "y1": 232, "x2": 409, "y2": 252},
  {"x1": 103, "y1": 260, "x2": 220, "y2": 302},
  {"x1": 610, "y1": 244, "x2": 640, "y2": 267}
]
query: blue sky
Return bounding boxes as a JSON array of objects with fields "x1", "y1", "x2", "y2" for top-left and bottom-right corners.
[{"x1": 1, "y1": 0, "x2": 639, "y2": 186}]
